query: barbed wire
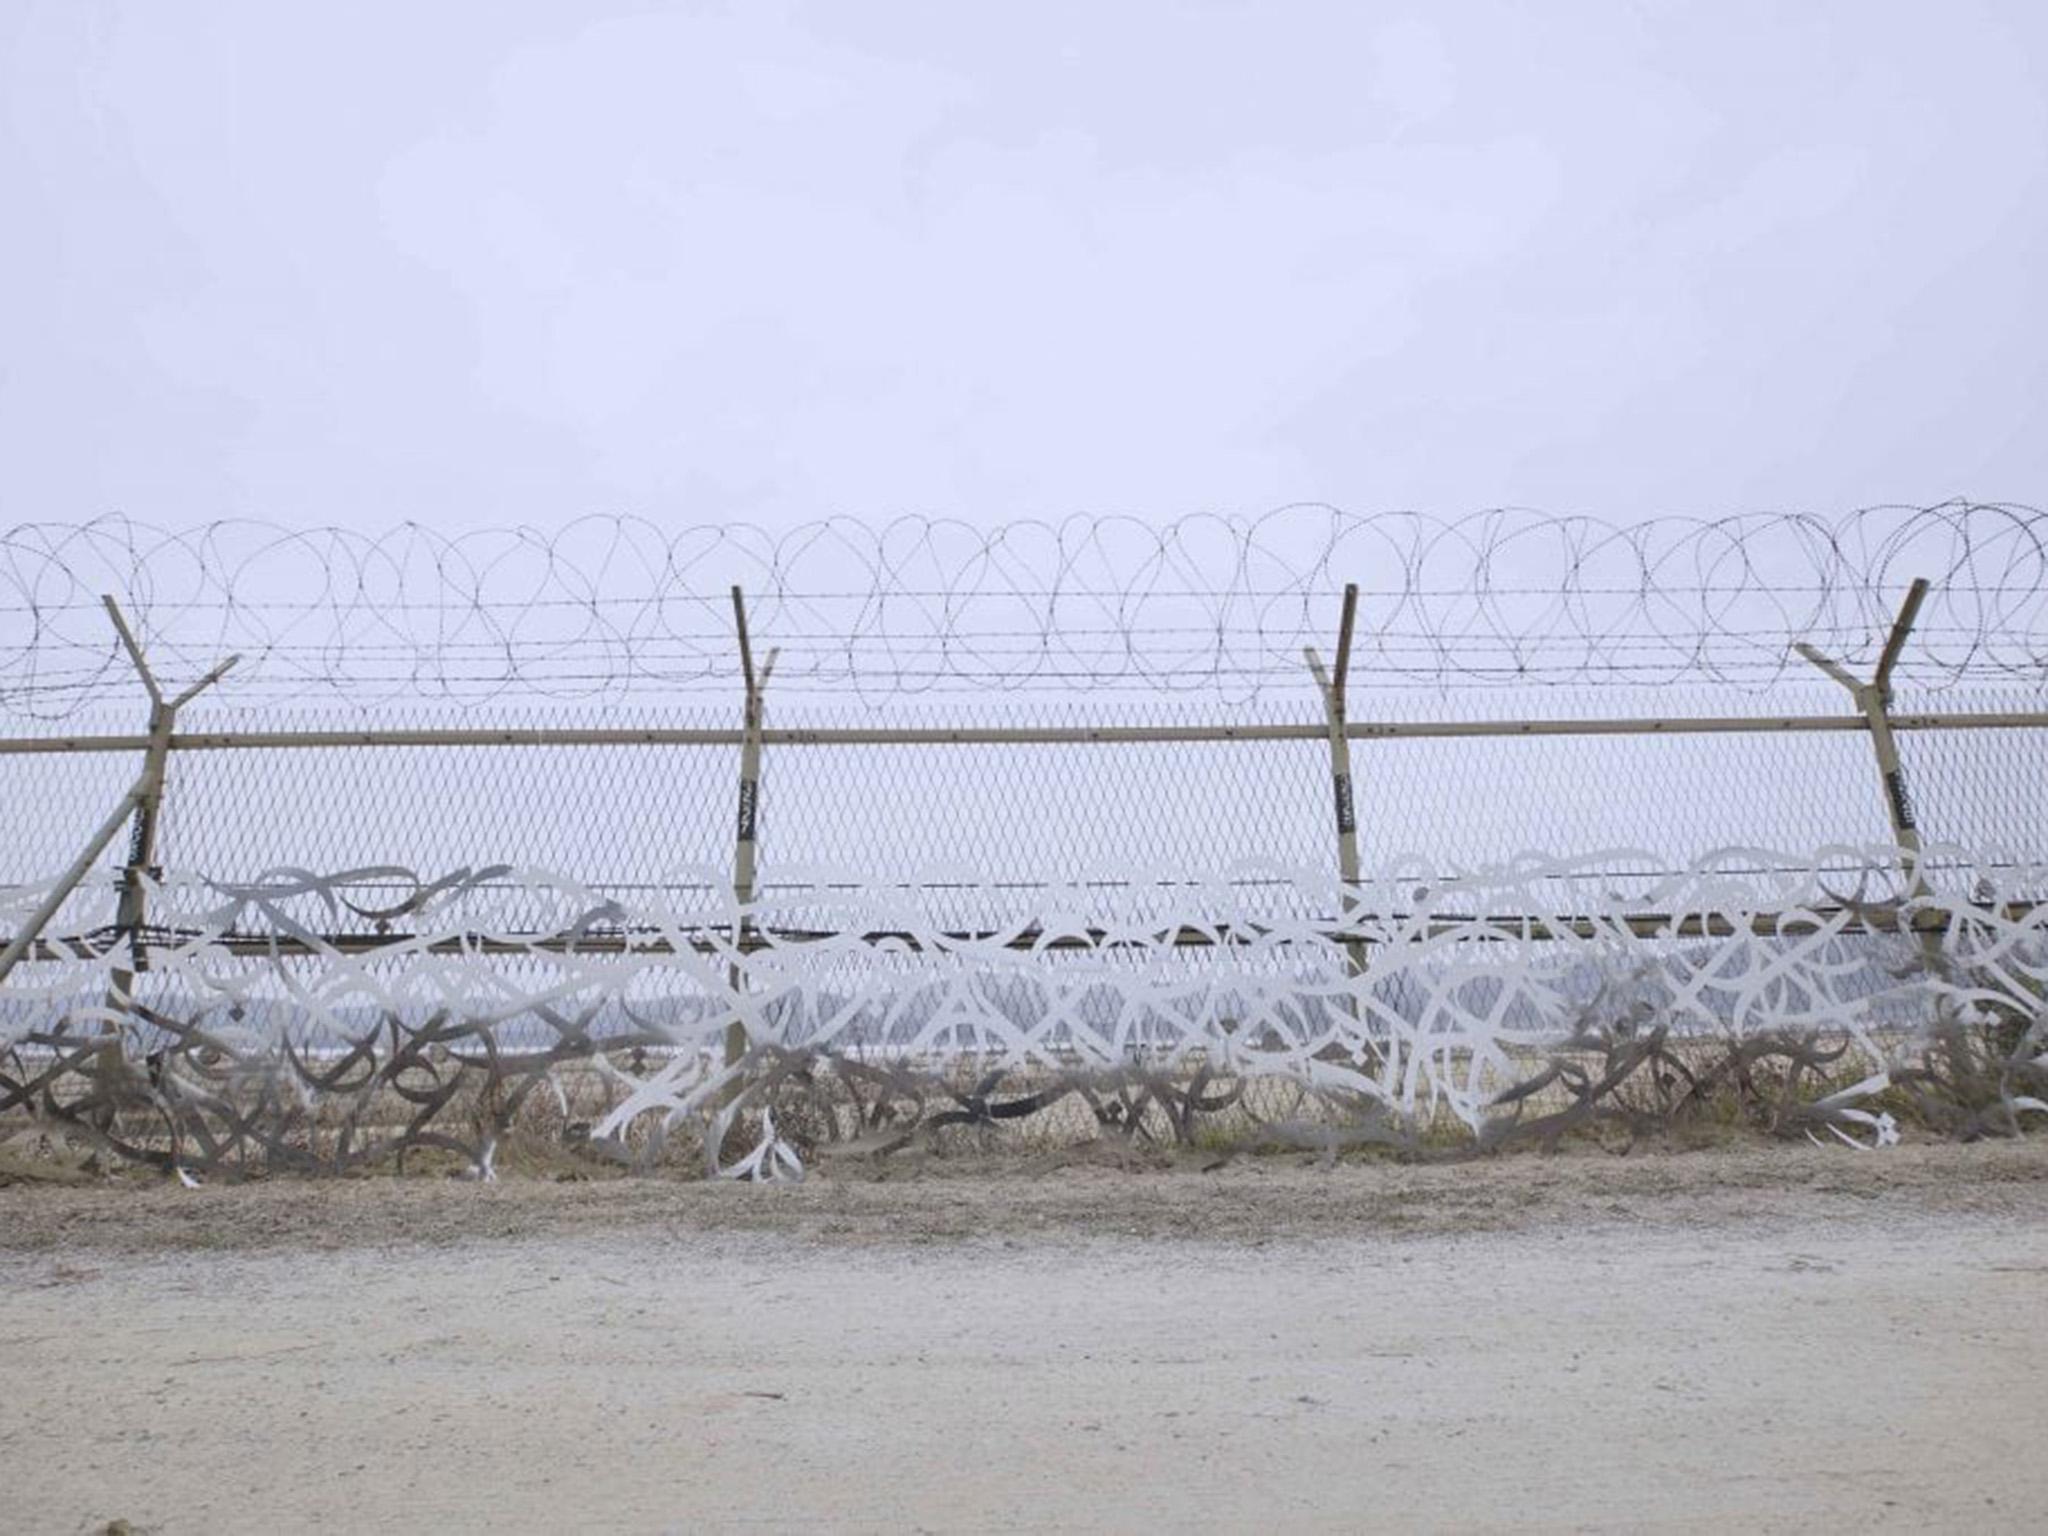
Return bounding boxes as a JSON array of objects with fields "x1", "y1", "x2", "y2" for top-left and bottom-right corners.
[{"x1": 1, "y1": 502, "x2": 2044, "y2": 717}]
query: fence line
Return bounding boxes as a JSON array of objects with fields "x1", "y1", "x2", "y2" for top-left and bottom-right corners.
[
  {"x1": 5, "y1": 511, "x2": 2047, "y2": 1178},
  {"x1": 3, "y1": 569, "x2": 2043, "y2": 970},
  {"x1": 3, "y1": 509, "x2": 2046, "y2": 976},
  {"x1": 0, "y1": 573, "x2": 2039, "y2": 925}
]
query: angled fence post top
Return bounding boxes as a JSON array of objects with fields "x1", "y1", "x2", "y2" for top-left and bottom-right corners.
[
  {"x1": 101, "y1": 594, "x2": 242, "y2": 718},
  {"x1": 0, "y1": 602, "x2": 239, "y2": 992},
  {"x1": 101, "y1": 593, "x2": 163, "y2": 712},
  {"x1": 1794, "y1": 576, "x2": 1930, "y2": 712},
  {"x1": 1793, "y1": 577, "x2": 1935, "y2": 909},
  {"x1": 100, "y1": 595, "x2": 240, "y2": 999}
]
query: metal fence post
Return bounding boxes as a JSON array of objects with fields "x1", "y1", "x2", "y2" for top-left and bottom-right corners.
[
  {"x1": 1794, "y1": 577, "x2": 1941, "y2": 957},
  {"x1": 99, "y1": 597, "x2": 238, "y2": 1011},
  {"x1": 726, "y1": 587, "x2": 779, "y2": 1069},
  {"x1": 1305, "y1": 583, "x2": 1366, "y2": 982}
]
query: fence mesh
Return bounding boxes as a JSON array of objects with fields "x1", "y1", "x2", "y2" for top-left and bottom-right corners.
[{"x1": 3, "y1": 505, "x2": 2045, "y2": 1180}]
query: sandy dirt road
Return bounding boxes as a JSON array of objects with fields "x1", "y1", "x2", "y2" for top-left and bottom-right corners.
[{"x1": 3, "y1": 1141, "x2": 2046, "y2": 1533}]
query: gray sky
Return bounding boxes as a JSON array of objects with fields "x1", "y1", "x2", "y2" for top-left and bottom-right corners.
[{"x1": 2, "y1": 0, "x2": 2044, "y2": 535}]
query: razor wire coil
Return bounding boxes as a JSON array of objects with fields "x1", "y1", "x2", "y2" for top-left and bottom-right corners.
[{"x1": 3, "y1": 502, "x2": 2044, "y2": 717}]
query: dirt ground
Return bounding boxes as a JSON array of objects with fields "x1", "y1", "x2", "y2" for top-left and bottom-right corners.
[{"x1": 4, "y1": 1139, "x2": 2047, "y2": 1533}]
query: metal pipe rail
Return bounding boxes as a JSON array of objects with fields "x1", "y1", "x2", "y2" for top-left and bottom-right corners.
[{"x1": 2, "y1": 708, "x2": 2045, "y2": 755}]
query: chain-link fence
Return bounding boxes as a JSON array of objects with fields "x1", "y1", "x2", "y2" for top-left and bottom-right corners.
[
  {"x1": 3, "y1": 688, "x2": 2042, "y2": 920},
  {"x1": 3, "y1": 506, "x2": 2045, "y2": 1178}
]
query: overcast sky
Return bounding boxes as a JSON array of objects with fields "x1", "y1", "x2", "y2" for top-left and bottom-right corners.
[{"x1": 2, "y1": 1, "x2": 2044, "y2": 536}]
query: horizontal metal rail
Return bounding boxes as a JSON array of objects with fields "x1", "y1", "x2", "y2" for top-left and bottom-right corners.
[
  {"x1": 1, "y1": 709, "x2": 2045, "y2": 755},
  {"x1": 12, "y1": 900, "x2": 2032, "y2": 962}
]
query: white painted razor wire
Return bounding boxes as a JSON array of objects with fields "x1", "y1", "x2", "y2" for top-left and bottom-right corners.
[{"x1": 4, "y1": 852, "x2": 2044, "y2": 1178}]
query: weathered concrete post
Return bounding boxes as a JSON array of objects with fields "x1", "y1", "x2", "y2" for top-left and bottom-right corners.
[
  {"x1": 1304, "y1": 583, "x2": 1368, "y2": 995},
  {"x1": 99, "y1": 596, "x2": 239, "y2": 1011},
  {"x1": 726, "y1": 586, "x2": 779, "y2": 1069},
  {"x1": 1794, "y1": 577, "x2": 1941, "y2": 960}
]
